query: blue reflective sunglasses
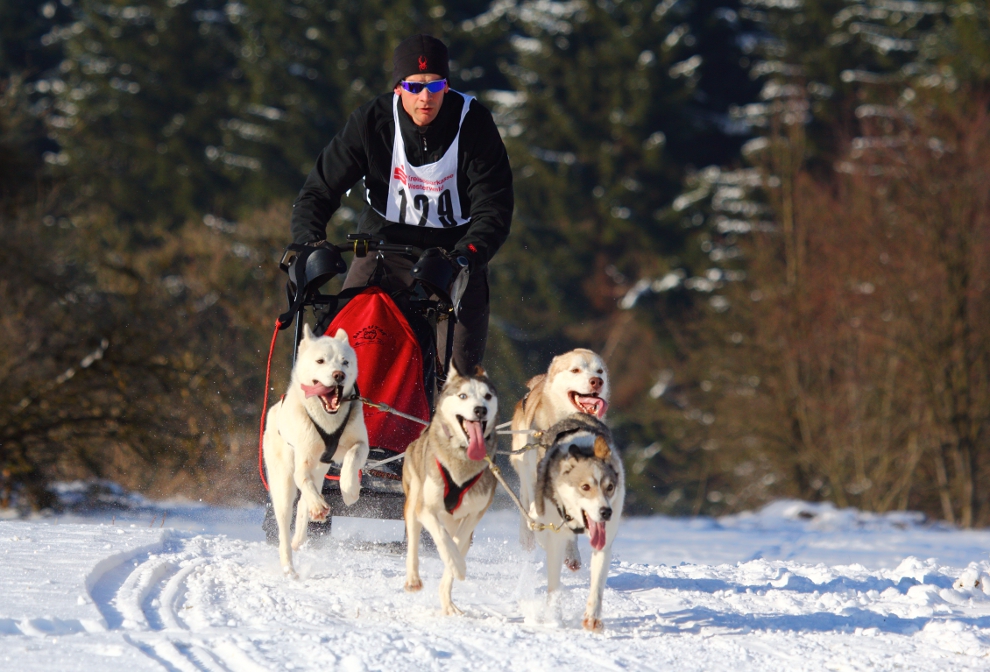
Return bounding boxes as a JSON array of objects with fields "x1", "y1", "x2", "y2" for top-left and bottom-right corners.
[{"x1": 399, "y1": 79, "x2": 447, "y2": 94}]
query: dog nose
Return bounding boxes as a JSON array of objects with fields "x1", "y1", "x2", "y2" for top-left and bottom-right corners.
[
  {"x1": 332, "y1": 370, "x2": 345, "y2": 383},
  {"x1": 590, "y1": 377, "x2": 604, "y2": 391},
  {"x1": 600, "y1": 506, "x2": 612, "y2": 521},
  {"x1": 473, "y1": 406, "x2": 488, "y2": 419}
]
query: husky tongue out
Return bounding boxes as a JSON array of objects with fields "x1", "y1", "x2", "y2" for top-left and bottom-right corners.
[
  {"x1": 587, "y1": 517, "x2": 607, "y2": 551},
  {"x1": 461, "y1": 419, "x2": 487, "y2": 461},
  {"x1": 570, "y1": 392, "x2": 608, "y2": 419},
  {"x1": 300, "y1": 382, "x2": 342, "y2": 413}
]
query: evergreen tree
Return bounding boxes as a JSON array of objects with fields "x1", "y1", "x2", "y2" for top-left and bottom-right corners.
[
  {"x1": 459, "y1": 0, "x2": 763, "y2": 510},
  {"x1": 0, "y1": 0, "x2": 74, "y2": 200},
  {"x1": 0, "y1": 0, "x2": 67, "y2": 77},
  {"x1": 638, "y1": 0, "x2": 990, "y2": 518},
  {"x1": 45, "y1": 0, "x2": 251, "y2": 230}
]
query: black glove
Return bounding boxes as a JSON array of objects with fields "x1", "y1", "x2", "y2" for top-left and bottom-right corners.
[
  {"x1": 452, "y1": 247, "x2": 474, "y2": 272},
  {"x1": 411, "y1": 248, "x2": 464, "y2": 301}
]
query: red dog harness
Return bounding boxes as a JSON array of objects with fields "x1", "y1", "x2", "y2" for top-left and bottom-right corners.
[{"x1": 436, "y1": 459, "x2": 484, "y2": 513}]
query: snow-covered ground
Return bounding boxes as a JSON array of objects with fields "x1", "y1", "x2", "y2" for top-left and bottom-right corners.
[{"x1": 3, "y1": 494, "x2": 990, "y2": 671}]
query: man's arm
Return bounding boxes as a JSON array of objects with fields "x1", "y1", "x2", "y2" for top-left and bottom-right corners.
[
  {"x1": 290, "y1": 107, "x2": 370, "y2": 244},
  {"x1": 453, "y1": 104, "x2": 514, "y2": 267}
]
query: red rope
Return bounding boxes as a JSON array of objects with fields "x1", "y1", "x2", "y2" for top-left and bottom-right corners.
[{"x1": 258, "y1": 319, "x2": 283, "y2": 491}]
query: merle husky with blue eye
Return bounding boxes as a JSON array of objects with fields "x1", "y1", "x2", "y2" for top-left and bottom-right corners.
[{"x1": 401, "y1": 361, "x2": 498, "y2": 616}]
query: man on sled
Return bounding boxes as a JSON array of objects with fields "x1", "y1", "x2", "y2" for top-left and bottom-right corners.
[
  {"x1": 261, "y1": 35, "x2": 513, "y2": 543},
  {"x1": 290, "y1": 33, "x2": 514, "y2": 374}
]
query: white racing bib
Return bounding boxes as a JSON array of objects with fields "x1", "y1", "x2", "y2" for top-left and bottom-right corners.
[{"x1": 382, "y1": 91, "x2": 474, "y2": 228}]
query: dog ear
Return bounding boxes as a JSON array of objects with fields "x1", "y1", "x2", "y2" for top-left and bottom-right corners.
[
  {"x1": 594, "y1": 436, "x2": 612, "y2": 460},
  {"x1": 302, "y1": 322, "x2": 315, "y2": 343},
  {"x1": 525, "y1": 373, "x2": 545, "y2": 391},
  {"x1": 473, "y1": 365, "x2": 486, "y2": 377},
  {"x1": 333, "y1": 328, "x2": 349, "y2": 344},
  {"x1": 447, "y1": 358, "x2": 465, "y2": 381}
]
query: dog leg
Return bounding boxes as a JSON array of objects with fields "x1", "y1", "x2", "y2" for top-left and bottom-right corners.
[
  {"x1": 544, "y1": 531, "x2": 566, "y2": 594},
  {"x1": 452, "y1": 511, "x2": 482, "y2": 559},
  {"x1": 582, "y1": 544, "x2": 613, "y2": 633},
  {"x1": 420, "y1": 514, "x2": 465, "y2": 615},
  {"x1": 421, "y1": 513, "x2": 466, "y2": 581},
  {"x1": 512, "y1": 451, "x2": 536, "y2": 551},
  {"x1": 518, "y1": 490, "x2": 535, "y2": 551},
  {"x1": 291, "y1": 491, "x2": 310, "y2": 551},
  {"x1": 294, "y1": 456, "x2": 329, "y2": 522},
  {"x1": 438, "y1": 511, "x2": 485, "y2": 616},
  {"x1": 268, "y1": 467, "x2": 298, "y2": 578},
  {"x1": 564, "y1": 537, "x2": 581, "y2": 572},
  {"x1": 404, "y1": 501, "x2": 424, "y2": 592},
  {"x1": 439, "y1": 564, "x2": 462, "y2": 616},
  {"x1": 338, "y1": 440, "x2": 368, "y2": 507},
  {"x1": 519, "y1": 520, "x2": 535, "y2": 550}
]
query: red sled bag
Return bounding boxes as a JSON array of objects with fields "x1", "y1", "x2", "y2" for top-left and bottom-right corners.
[{"x1": 324, "y1": 286, "x2": 429, "y2": 453}]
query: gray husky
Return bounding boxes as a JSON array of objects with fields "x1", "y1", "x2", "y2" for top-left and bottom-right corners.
[
  {"x1": 402, "y1": 363, "x2": 498, "y2": 615},
  {"x1": 533, "y1": 414, "x2": 625, "y2": 632}
]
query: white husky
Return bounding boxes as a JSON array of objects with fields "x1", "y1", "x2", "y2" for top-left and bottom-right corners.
[
  {"x1": 532, "y1": 415, "x2": 625, "y2": 632},
  {"x1": 510, "y1": 349, "x2": 610, "y2": 568},
  {"x1": 262, "y1": 324, "x2": 369, "y2": 577},
  {"x1": 402, "y1": 364, "x2": 498, "y2": 615}
]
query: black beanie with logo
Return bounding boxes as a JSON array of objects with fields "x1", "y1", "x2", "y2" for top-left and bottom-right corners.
[{"x1": 392, "y1": 34, "x2": 449, "y2": 88}]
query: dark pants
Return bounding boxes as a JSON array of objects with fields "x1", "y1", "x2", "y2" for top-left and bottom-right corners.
[{"x1": 341, "y1": 253, "x2": 490, "y2": 374}]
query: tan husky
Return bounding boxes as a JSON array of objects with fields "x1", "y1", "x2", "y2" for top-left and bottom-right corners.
[
  {"x1": 509, "y1": 349, "x2": 610, "y2": 568},
  {"x1": 402, "y1": 364, "x2": 498, "y2": 615},
  {"x1": 262, "y1": 325, "x2": 369, "y2": 578}
]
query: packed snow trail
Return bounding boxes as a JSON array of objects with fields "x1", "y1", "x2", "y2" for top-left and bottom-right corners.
[{"x1": 3, "y1": 503, "x2": 990, "y2": 670}]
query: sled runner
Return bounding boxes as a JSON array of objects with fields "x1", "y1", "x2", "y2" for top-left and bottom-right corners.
[{"x1": 261, "y1": 234, "x2": 467, "y2": 542}]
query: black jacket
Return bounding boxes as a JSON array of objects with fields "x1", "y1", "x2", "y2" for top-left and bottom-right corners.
[{"x1": 290, "y1": 91, "x2": 513, "y2": 267}]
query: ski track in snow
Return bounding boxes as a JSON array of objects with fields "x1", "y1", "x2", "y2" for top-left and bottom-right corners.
[{"x1": 3, "y1": 504, "x2": 990, "y2": 670}]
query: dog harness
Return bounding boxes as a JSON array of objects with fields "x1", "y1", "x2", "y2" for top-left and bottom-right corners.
[
  {"x1": 534, "y1": 414, "x2": 613, "y2": 531},
  {"x1": 381, "y1": 92, "x2": 475, "y2": 229},
  {"x1": 306, "y1": 390, "x2": 357, "y2": 464},
  {"x1": 436, "y1": 459, "x2": 485, "y2": 513}
]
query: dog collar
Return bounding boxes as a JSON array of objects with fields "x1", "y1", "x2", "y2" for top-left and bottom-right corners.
[
  {"x1": 555, "y1": 502, "x2": 584, "y2": 533},
  {"x1": 436, "y1": 459, "x2": 484, "y2": 514}
]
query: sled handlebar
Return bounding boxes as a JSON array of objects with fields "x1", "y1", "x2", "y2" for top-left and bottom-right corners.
[
  {"x1": 278, "y1": 237, "x2": 422, "y2": 272},
  {"x1": 337, "y1": 233, "x2": 422, "y2": 259}
]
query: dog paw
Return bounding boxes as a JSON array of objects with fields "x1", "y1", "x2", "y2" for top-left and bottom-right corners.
[
  {"x1": 308, "y1": 501, "x2": 330, "y2": 521},
  {"x1": 582, "y1": 616, "x2": 603, "y2": 633},
  {"x1": 282, "y1": 565, "x2": 298, "y2": 580},
  {"x1": 404, "y1": 578, "x2": 422, "y2": 592},
  {"x1": 340, "y1": 484, "x2": 361, "y2": 507},
  {"x1": 442, "y1": 603, "x2": 464, "y2": 616},
  {"x1": 564, "y1": 558, "x2": 581, "y2": 572}
]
